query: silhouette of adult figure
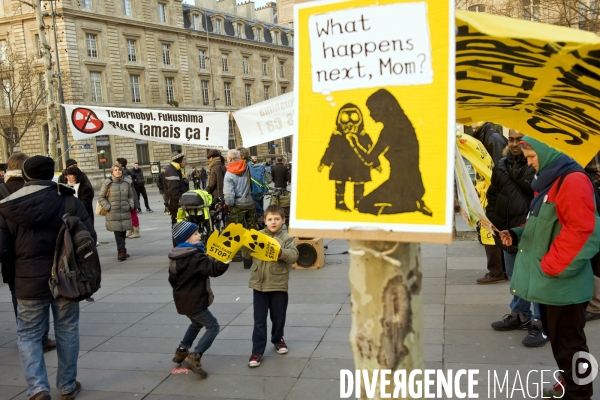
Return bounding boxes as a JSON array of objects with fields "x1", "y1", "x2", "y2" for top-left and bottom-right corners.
[{"x1": 353, "y1": 89, "x2": 432, "y2": 216}]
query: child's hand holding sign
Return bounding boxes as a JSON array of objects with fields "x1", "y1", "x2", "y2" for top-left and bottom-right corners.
[
  {"x1": 242, "y1": 229, "x2": 281, "y2": 262},
  {"x1": 206, "y1": 223, "x2": 246, "y2": 262}
]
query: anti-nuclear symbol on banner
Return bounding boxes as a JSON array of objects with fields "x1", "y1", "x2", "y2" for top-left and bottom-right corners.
[
  {"x1": 242, "y1": 229, "x2": 281, "y2": 262},
  {"x1": 206, "y1": 223, "x2": 246, "y2": 263}
]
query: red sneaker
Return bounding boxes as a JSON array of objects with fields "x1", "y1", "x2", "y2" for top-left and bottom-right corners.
[
  {"x1": 248, "y1": 354, "x2": 263, "y2": 367},
  {"x1": 274, "y1": 338, "x2": 288, "y2": 354}
]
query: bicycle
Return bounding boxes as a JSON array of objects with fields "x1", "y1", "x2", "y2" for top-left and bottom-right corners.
[{"x1": 258, "y1": 188, "x2": 291, "y2": 229}]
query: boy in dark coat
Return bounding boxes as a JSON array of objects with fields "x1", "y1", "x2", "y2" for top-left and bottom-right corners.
[{"x1": 168, "y1": 221, "x2": 230, "y2": 378}]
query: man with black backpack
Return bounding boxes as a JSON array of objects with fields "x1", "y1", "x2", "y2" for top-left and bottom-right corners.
[{"x1": 0, "y1": 156, "x2": 96, "y2": 400}]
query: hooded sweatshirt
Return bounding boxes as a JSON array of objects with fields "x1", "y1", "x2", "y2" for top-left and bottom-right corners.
[{"x1": 223, "y1": 160, "x2": 254, "y2": 208}]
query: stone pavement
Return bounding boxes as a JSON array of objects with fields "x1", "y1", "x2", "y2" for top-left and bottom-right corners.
[{"x1": 0, "y1": 189, "x2": 598, "y2": 399}]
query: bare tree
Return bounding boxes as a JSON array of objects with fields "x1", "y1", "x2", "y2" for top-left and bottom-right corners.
[{"x1": 0, "y1": 40, "x2": 46, "y2": 155}]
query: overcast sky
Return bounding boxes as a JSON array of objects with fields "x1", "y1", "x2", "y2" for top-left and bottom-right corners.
[{"x1": 182, "y1": 0, "x2": 271, "y2": 9}]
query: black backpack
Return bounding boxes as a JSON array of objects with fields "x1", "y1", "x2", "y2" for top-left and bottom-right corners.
[
  {"x1": 49, "y1": 194, "x2": 101, "y2": 301},
  {"x1": 557, "y1": 171, "x2": 600, "y2": 277}
]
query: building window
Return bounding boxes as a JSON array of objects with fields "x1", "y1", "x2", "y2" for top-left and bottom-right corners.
[
  {"x1": 165, "y1": 77, "x2": 175, "y2": 103},
  {"x1": 523, "y1": 0, "x2": 540, "y2": 21},
  {"x1": 224, "y1": 82, "x2": 232, "y2": 106},
  {"x1": 262, "y1": 59, "x2": 268, "y2": 76},
  {"x1": 2, "y1": 79, "x2": 9, "y2": 109},
  {"x1": 236, "y1": 23, "x2": 243, "y2": 38},
  {"x1": 273, "y1": 31, "x2": 279, "y2": 45},
  {"x1": 127, "y1": 39, "x2": 136, "y2": 62},
  {"x1": 243, "y1": 57, "x2": 249, "y2": 74},
  {"x1": 136, "y1": 139, "x2": 150, "y2": 165},
  {"x1": 162, "y1": 44, "x2": 170, "y2": 65},
  {"x1": 250, "y1": 146, "x2": 257, "y2": 156},
  {"x1": 279, "y1": 61, "x2": 285, "y2": 78},
  {"x1": 284, "y1": 136, "x2": 292, "y2": 154},
  {"x1": 467, "y1": 4, "x2": 485, "y2": 12},
  {"x1": 82, "y1": 0, "x2": 92, "y2": 9},
  {"x1": 130, "y1": 74, "x2": 141, "y2": 103},
  {"x1": 123, "y1": 0, "x2": 132, "y2": 16},
  {"x1": 0, "y1": 40, "x2": 5, "y2": 61},
  {"x1": 264, "y1": 85, "x2": 270, "y2": 101},
  {"x1": 255, "y1": 28, "x2": 262, "y2": 42},
  {"x1": 35, "y1": 34, "x2": 42, "y2": 58},
  {"x1": 90, "y1": 71, "x2": 102, "y2": 102},
  {"x1": 86, "y1": 33, "x2": 98, "y2": 57},
  {"x1": 201, "y1": 80, "x2": 210, "y2": 105},
  {"x1": 245, "y1": 84, "x2": 251, "y2": 106},
  {"x1": 222, "y1": 53, "x2": 228, "y2": 72},
  {"x1": 199, "y1": 50, "x2": 206, "y2": 69},
  {"x1": 158, "y1": 2, "x2": 167, "y2": 22},
  {"x1": 215, "y1": 19, "x2": 222, "y2": 34},
  {"x1": 171, "y1": 144, "x2": 182, "y2": 153},
  {"x1": 39, "y1": 73, "x2": 46, "y2": 104},
  {"x1": 192, "y1": 14, "x2": 200, "y2": 31},
  {"x1": 228, "y1": 119, "x2": 235, "y2": 149},
  {"x1": 281, "y1": 86, "x2": 287, "y2": 94},
  {"x1": 289, "y1": 34, "x2": 293, "y2": 46},
  {"x1": 96, "y1": 135, "x2": 111, "y2": 168}
]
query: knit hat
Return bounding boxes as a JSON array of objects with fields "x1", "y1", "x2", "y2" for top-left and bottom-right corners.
[
  {"x1": 22, "y1": 156, "x2": 55, "y2": 181},
  {"x1": 172, "y1": 221, "x2": 199, "y2": 244},
  {"x1": 207, "y1": 149, "x2": 220, "y2": 159},
  {"x1": 65, "y1": 159, "x2": 77, "y2": 168},
  {"x1": 171, "y1": 152, "x2": 185, "y2": 164}
]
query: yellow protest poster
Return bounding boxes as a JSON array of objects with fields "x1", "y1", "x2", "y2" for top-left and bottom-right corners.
[
  {"x1": 291, "y1": 0, "x2": 455, "y2": 243},
  {"x1": 206, "y1": 223, "x2": 246, "y2": 263},
  {"x1": 242, "y1": 230, "x2": 281, "y2": 262}
]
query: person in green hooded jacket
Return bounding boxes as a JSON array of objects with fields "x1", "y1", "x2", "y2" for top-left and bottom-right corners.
[{"x1": 500, "y1": 136, "x2": 600, "y2": 399}]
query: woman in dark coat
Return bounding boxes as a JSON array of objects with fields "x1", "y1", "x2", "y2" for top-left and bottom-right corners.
[
  {"x1": 353, "y1": 89, "x2": 431, "y2": 216},
  {"x1": 65, "y1": 167, "x2": 95, "y2": 226}
]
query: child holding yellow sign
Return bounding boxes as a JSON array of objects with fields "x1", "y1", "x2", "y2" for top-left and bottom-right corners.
[
  {"x1": 244, "y1": 205, "x2": 299, "y2": 368},
  {"x1": 168, "y1": 221, "x2": 231, "y2": 378}
]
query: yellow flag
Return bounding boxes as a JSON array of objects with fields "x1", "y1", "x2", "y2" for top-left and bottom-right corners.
[
  {"x1": 206, "y1": 223, "x2": 246, "y2": 263},
  {"x1": 242, "y1": 229, "x2": 281, "y2": 262},
  {"x1": 456, "y1": 10, "x2": 600, "y2": 165}
]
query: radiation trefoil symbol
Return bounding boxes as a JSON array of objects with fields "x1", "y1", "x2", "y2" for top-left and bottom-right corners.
[
  {"x1": 247, "y1": 235, "x2": 266, "y2": 251},
  {"x1": 71, "y1": 107, "x2": 104, "y2": 134},
  {"x1": 206, "y1": 223, "x2": 246, "y2": 263},
  {"x1": 242, "y1": 229, "x2": 281, "y2": 262}
]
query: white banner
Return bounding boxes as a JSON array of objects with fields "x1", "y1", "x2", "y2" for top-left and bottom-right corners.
[
  {"x1": 232, "y1": 92, "x2": 294, "y2": 148},
  {"x1": 63, "y1": 104, "x2": 230, "y2": 149}
]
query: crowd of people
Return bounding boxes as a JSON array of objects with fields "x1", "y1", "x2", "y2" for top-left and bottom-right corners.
[{"x1": 0, "y1": 148, "x2": 294, "y2": 399}]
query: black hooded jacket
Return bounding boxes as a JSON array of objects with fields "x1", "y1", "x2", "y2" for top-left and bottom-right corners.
[
  {"x1": 472, "y1": 123, "x2": 508, "y2": 166},
  {"x1": 486, "y1": 152, "x2": 536, "y2": 232},
  {"x1": 0, "y1": 181, "x2": 97, "y2": 300},
  {"x1": 168, "y1": 247, "x2": 229, "y2": 315}
]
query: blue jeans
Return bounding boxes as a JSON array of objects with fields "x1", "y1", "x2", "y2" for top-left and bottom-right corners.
[
  {"x1": 504, "y1": 251, "x2": 540, "y2": 321},
  {"x1": 17, "y1": 298, "x2": 80, "y2": 397},
  {"x1": 179, "y1": 309, "x2": 220, "y2": 355},
  {"x1": 11, "y1": 289, "x2": 51, "y2": 345}
]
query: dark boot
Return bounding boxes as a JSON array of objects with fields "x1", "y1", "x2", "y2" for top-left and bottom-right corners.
[
  {"x1": 335, "y1": 182, "x2": 350, "y2": 211},
  {"x1": 117, "y1": 249, "x2": 127, "y2": 261},
  {"x1": 354, "y1": 184, "x2": 364, "y2": 208},
  {"x1": 477, "y1": 245, "x2": 505, "y2": 283},
  {"x1": 183, "y1": 353, "x2": 208, "y2": 378}
]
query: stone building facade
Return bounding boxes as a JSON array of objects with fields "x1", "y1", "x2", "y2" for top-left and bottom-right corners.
[{"x1": 0, "y1": 0, "x2": 294, "y2": 176}]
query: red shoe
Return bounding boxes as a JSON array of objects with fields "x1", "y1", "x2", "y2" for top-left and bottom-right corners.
[
  {"x1": 274, "y1": 338, "x2": 288, "y2": 354},
  {"x1": 248, "y1": 354, "x2": 263, "y2": 367}
]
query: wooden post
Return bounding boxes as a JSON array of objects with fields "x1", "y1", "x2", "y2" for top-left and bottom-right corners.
[{"x1": 347, "y1": 240, "x2": 424, "y2": 399}]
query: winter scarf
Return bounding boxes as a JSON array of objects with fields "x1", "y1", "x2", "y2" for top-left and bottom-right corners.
[
  {"x1": 176, "y1": 241, "x2": 206, "y2": 253},
  {"x1": 524, "y1": 136, "x2": 583, "y2": 216},
  {"x1": 171, "y1": 161, "x2": 187, "y2": 179}
]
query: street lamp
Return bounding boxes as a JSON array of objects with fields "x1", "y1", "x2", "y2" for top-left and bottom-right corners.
[{"x1": 98, "y1": 150, "x2": 106, "y2": 178}]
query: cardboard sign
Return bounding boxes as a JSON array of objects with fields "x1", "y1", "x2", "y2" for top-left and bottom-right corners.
[
  {"x1": 63, "y1": 104, "x2": 229, "y2": 150},
  {"x1": 291, "y1": 0, "x2": 455, "y2": 244},
  {"x1": 242, "y1": 229, "x2": 281, "y2": 262},
  {"x1": 206, "y1": 223, "x2": 246, "y2": 262}
]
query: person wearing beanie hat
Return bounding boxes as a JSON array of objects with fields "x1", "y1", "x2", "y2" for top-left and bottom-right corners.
[
  {"x1": 206, "y1": 150, "x2": 226, "y2": 199},
  {"x1": 65, "y1": 159, "x2": 77, "y2": 169},
  {"x1": 98, "y1": 164, "x2": 135, "y2": 261},
  {"x1": 499, "y1": 136, "x2": 600, "y2": 399},
  {"x1": 0, "y1": 155, "x2": 96, "y2": 400},
  {"x1": 168, "y1": 221, "x2": 230, "y2": 378},
  {"x1": 57, "y1": 159, "x2": 94, "y2": 200},
  {"x1": 165, "y1": 151, "x2": 190, "y2": 226}
]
